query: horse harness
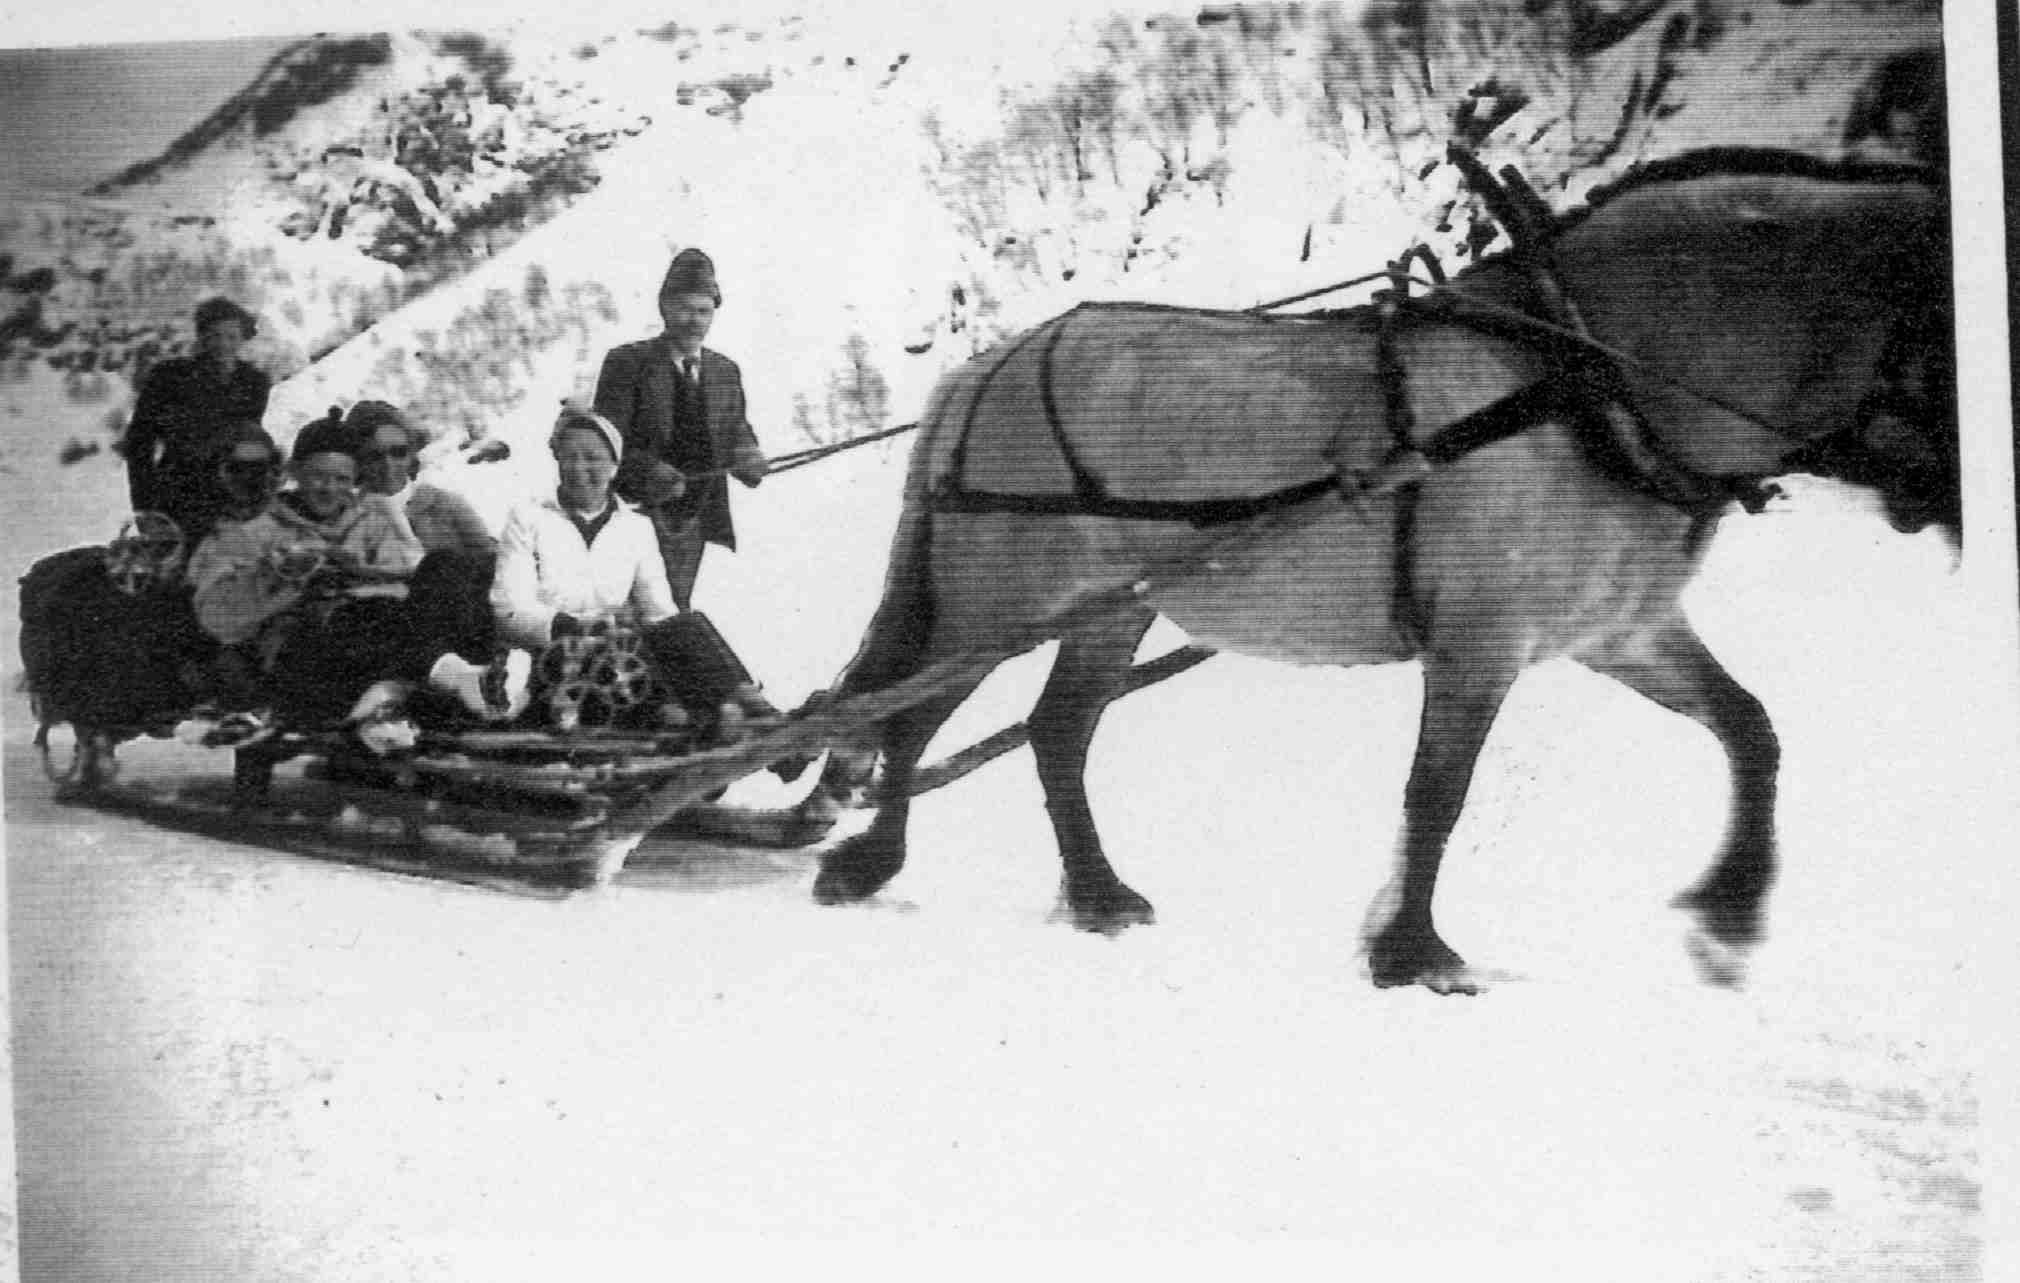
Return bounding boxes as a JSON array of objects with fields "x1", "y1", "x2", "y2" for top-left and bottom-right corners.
[
  {"x1": 927, "y1": 283, "x2": 1778, "y2": 648},
  {"x1": 928, "y1": 148, "x2": 1944, "y2": 646}
]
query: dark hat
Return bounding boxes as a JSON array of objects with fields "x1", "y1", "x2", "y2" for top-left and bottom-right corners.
[
  {"x1": 659, "y1": 248, "x2": 721, "y2": 306},
  {"x1": 289, "y1": 407, "x2": 363, "y2": 466},
  {"x1": 345, "y1": 399, "x2": 418, "y2": 443},
  {"x1": 193, "y1": 296, "x2": 259, "y2": 338},
  {"x1": 215, "y1": 419, "x2": 281, "y2": 463}
]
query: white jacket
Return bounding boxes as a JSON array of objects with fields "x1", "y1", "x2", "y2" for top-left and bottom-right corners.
[{"x1": 490, "y1": 496, "x2": 677, "y2": 649}]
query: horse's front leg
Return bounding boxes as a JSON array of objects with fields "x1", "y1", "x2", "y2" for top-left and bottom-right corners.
[
  {"x1": 1031, "y1": 610, "x2": 1157, "y2": 934},
  {"x1": 1364, "y1": 652, "x2": 1519, "y2": 994},
  {"x1": 812, "y1": 674, "x2": 986, "y2": 906},
  {"x1": 1582, "y1": 614, "x2": 1779, "y2": 986}
]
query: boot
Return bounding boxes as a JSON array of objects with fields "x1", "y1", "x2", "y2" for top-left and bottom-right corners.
[{"x1": 428, "y1": 650, "x2": 531, "y2": 722}]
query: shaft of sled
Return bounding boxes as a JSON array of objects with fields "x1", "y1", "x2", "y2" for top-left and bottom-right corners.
[
  {"x1": 607, "y1": 585, "x2": 1161, "y2": 838},
  {"x1": 909, "y1": 646, "x2": 1216, "y2": 797}
]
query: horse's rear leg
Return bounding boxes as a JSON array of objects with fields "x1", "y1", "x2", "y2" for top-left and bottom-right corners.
[
  {"x1": 1583, "y1": 616, "x2": 1778, "y2": 985},
  {"x1": 812, "y1": 673, "x2": 987, "y2": 906},
  {"x1": 1032, "y1": 611, "x2": 1157, "y2": 934},
  {"x1": 1365, "y1": 654, "x2": 1519, "y2": 994}
]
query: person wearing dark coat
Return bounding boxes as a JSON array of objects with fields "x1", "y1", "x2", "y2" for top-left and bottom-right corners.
[
  {"x1": 591, "y1": 249, "x2": 767, "y2": 610},
  {"x1": 124, "y1": 296, "x2": 272, "y2": 545}
]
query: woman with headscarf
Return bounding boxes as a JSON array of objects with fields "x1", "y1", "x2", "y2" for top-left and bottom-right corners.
[{"x1": 492, "y1": 404, "x2": 781, "y2": 738}]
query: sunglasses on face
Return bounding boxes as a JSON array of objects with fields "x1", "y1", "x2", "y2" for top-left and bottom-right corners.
[
  {"x1": 363, "y1": 444, "x2": 412, "y2": 461},
  {"x1": 221, "y1": 459, "x2": 276, "y2": 477}
]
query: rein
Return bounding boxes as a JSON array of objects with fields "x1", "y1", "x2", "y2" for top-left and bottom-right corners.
[{"x1": 686, "y1": 152, "x2": 1936, "y2": 530}]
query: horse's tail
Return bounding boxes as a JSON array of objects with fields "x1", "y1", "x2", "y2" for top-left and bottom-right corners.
[
  {"x1": 834, "y1": 365, "x2": 975, "y2": 695},
  {"x1": 795, "y1": 368, "x2": 976, "y2": 813}
]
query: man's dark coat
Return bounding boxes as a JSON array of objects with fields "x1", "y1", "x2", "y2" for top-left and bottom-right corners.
[
  {"x1": 592, "y1": 338, "x2": 762, "y2": 550},
  {"x1": 123, "y1": 357, "x2": 272, "y2": 536}
]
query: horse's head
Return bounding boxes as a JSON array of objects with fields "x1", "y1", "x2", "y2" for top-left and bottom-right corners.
[
  {"x1": 1785, "y1": 181, "x2": 1958, "y2": 538},
  {"x1": 1784, "y1": 397, "x2": 1959, "y2": 537},
  {"x1": 1554, "y1": 152, "x2": 1955, "y2": 535}
]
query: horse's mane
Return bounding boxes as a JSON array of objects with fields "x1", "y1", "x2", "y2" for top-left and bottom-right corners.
[
  {"x1": 1053, "y1": 147, "x2": 1944, "y2": 328},
  {"x1": 1552, "y1": 145, "x2": 1942, "y2": 238}
]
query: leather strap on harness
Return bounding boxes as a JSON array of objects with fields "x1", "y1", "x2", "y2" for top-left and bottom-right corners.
[
  {"x1": 933, "y1": 353, "x2": 1592, "y2": 528},
  {"x1": 1444, "y1": 145, "x2": 1732, "y2": 513}
]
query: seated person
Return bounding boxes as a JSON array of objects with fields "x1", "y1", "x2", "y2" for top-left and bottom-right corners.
[
  {"x1": 180, "y1": 420, "x2": 286, "y2": 713},
  {"x1": 208, "y1": 420, "x2": 285, "y2": 530},
  {"x1": 491, "y1": 405, "x2": 779, "y2": 734},
  {"x1": 349, "y1": 400, "x2": 499, "y2": 667},
  {"x1": 350, "y1": 399, "x2": 492, "y2": 554},
  {"x1": 187, "y1": 409, "x2": 529, "y2": 731}
]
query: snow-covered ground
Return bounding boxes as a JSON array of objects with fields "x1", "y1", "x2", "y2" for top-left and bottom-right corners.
[
  {"x1": 5, "y1": 4, "x2": 2015, "y2": 1280},
  {"x1": 6, "y1": 382, "x2": 2009, "y2": 1281}
]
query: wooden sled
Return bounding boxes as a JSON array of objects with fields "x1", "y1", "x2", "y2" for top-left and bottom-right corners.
[
  {"x1": 38, "y1": 619, "x2": 1089, "y2": 893},
  {"x1": 41, "y1": 583, "x2": 1218, "y2": 896}
]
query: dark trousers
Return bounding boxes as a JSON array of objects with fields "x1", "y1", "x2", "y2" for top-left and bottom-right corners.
[
  {"x1": 268, "y1": 549, "x2": 505, "y2": 722},
  {"x1": 650, "y1": 515, "x2": 708, "y2": 611},
  {"x1": 640, "y1": 611, "x2": 754, "y2": 718},
  {"x1": 269, "y1": 597, "x2": 435, "y2": 724},
  {"x1": 406, "y1": 548, "x2": 497, "y2": 663}
]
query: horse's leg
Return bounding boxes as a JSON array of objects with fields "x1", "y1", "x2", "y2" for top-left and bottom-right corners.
[
  {"x1": 811, "y1": 671, "x2": 989, "y2": 906},
  {"x1": 1032, "y1": 610, "x2": 1157, "y2": 934},
  {"x1": 1582, "y1": 615, "x2": 1778, "y2": 985},
  {"x1": 1365, "y1": 653, "x2": 1520, "y2": 994}
]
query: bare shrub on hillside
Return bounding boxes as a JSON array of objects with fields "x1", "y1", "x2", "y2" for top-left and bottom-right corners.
[
  {"x1": 279, "y1": 65, "x2": 641, "y2": 279},
  {"x1": 1310, "y1": 0, "x2": 1667, "y2": 252},
  {"x1": 0, "y1": 208, "x2": 403, "y2": 387},
  {"x1": 790, "y1": 333, "x2": 893, "y2": 448},
  {"x1": 431, "y1": 32, "x2": 517, "y2": 100},
  {"x1": 921, "y1": 0, "x2": 1729, "y2": 314},
  {"x1": 364, "y1": 270, "x2": 618, "y2": 444}
]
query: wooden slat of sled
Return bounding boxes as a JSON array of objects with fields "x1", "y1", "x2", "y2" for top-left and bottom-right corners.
[
  {"x1": 60, "y1": 779, "x2": 603, "y2": 898},
  {"x1": 417, "y1": 728, "x2": 691, "y2": 760},
  {"x1": 396, "y1": 752, "x2": 631, "y2": 799}
]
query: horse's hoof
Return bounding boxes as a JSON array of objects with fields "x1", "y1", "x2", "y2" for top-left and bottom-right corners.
[
  {"x1": 812, "y1": 832, "x2": 904, "y2": 905},
  {"x1": 1051, "y1": 880, "x2": 1156, "y2": 935},
  {"x1": 1672, "y1": 884, "x2": 1764, "y2": 948},
  {"x1": 1367, "y1": 929, "x2": 1481, "y2": 995},
  {"x1": 1685, "y1": 928, "x2": 1751, "y2": 989}
]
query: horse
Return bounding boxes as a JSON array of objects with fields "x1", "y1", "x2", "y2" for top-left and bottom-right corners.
[{"x1": 792, "y1": 148, "x2": 1956, "y2": 994}]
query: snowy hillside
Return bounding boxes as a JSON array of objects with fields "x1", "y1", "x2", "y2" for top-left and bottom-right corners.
[
  {"x1": 4, "y1": 3, "x2": 2004, "y2": 1280},
  {"x1": 4, "y1": 0, "x2": 1942, "y2": 478}
]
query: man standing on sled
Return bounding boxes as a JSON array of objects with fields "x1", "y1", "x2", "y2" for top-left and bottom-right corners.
[{"x1": 592, "y1": 248, "x2": 767, "y2": 611}]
